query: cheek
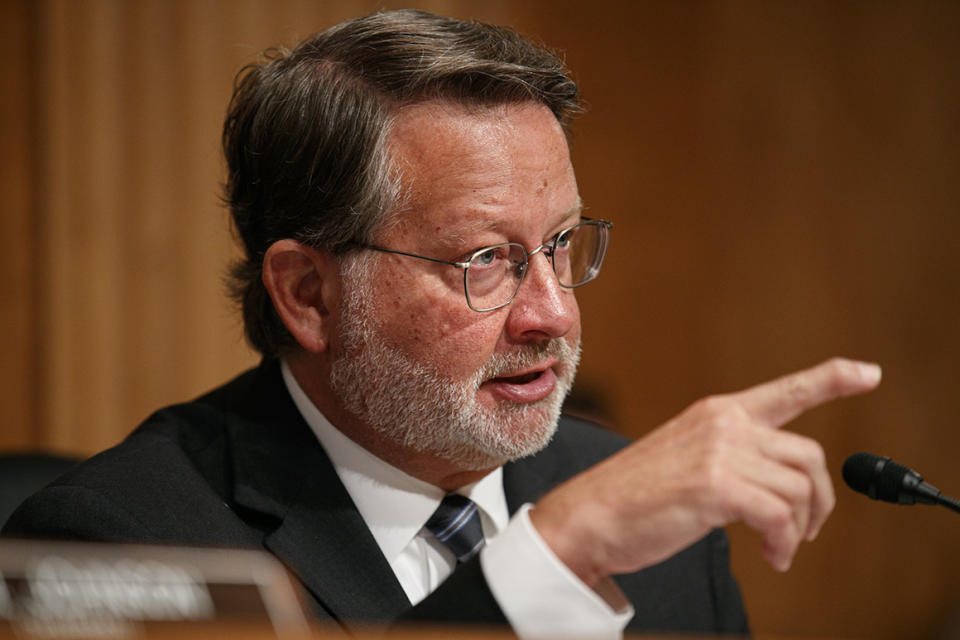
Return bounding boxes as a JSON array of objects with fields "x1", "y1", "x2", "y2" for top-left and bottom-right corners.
[
  {"x1": 374, "y1": 268, "x2": 436, "y2": 337},
  {"x1": 371, "y1": 274, "x2": 505, "y2": 376}
]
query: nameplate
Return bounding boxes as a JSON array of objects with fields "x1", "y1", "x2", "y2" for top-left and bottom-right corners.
[{"x1": 0, "y1": 539, "x2": 310, "y2": 638}]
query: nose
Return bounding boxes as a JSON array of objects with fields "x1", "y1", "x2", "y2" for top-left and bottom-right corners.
[{"x1": 503, "y1": 252, "x2": 578, "y2": 344}]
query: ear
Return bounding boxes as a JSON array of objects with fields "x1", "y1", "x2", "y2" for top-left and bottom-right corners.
[{"x1": 261, "y1": 239, "x2": 339, "y2": 354}]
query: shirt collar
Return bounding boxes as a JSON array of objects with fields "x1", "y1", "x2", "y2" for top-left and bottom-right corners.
[{"x1": 280, "y1": 360, "x2": 509, "y2": 562}]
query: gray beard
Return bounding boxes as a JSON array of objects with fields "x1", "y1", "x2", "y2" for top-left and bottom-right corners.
[{"x1": 329, "y1": 263, "x2": 581, "y2": 471}]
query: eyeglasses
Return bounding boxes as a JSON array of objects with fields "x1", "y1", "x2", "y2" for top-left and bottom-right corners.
[{"x1": 351, "y1": 218, "x2": 612, "y2": 312}]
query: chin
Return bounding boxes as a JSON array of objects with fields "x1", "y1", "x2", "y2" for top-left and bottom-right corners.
[{"x1": 457, "y1": 398, "x2": 564, "y2": 468}]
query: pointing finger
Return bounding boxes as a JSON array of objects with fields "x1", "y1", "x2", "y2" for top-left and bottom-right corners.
[{"x1": 735, "y1": 358, "x2": 881, "y2": 428}]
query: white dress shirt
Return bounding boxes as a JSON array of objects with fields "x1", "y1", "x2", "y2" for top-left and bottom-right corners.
[{"x1": 281, "y1": 360, "x2": 632, "y2": 638}]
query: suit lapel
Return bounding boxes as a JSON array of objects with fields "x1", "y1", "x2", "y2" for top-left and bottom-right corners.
[
  {"x1": 261, "y1": 478, "x2": 411, "y2": 623},
  {"x1": 220, "y1": 360, "x2": 410, "y2": 624}
]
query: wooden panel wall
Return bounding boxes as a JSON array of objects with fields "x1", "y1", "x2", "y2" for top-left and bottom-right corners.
[
  {"x1": 532, "y1": 5, "x2": 960, "y2": 638},
  {"x1": 2, "y1": 1, "x2": 958, "y2": 638},
  {"x1": 1, "y1": 0, "x2": 38, "y2": 450}
]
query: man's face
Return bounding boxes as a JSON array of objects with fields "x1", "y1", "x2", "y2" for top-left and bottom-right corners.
[{"x1": 329, "y1": 101, "x2": 583, "y2": 471}]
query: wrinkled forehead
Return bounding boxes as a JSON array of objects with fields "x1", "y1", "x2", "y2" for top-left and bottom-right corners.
[{"x1": 378, "y1": 99, "x2": 578, "y2": 243}]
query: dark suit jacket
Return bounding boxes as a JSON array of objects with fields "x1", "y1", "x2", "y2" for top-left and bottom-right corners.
[{"x1": 3, "y1": 359, "x2": 748, "y2": 635}]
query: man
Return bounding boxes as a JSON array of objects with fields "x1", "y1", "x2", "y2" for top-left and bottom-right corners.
[{"x1": 4, "y1": 9, "x2": 881, "y2": 637}]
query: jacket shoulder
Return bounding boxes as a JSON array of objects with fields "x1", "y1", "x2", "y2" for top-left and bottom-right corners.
[{"x1": 2, "y1": 369, "x2": 267, "y2": 547}]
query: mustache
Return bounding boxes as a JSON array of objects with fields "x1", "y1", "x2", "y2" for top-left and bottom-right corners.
[{"x1": 476, "y1": 339, "x2": 580, "y2": 383}]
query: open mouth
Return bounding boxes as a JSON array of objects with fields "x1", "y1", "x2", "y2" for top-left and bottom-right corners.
[
  {"x1": 482, "y1": 365, "x2": 557, "y2": 404},
  {"x1": 492, "y1": 370, "x2": 544, "y2": 385}
]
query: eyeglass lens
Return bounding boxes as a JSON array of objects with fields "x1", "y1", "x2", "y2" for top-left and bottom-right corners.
[{"x1": 464, "y1": 221, "x2": 608, "y2": 311}]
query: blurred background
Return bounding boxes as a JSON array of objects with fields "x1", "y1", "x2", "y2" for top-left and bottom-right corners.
[{"x1": 2, "y1": 1, "x2": 958, "y2": 637}]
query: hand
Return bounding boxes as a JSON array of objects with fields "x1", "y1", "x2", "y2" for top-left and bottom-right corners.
[{"x1": 530, "y1": 357, "x2": 882, "y2": 586}]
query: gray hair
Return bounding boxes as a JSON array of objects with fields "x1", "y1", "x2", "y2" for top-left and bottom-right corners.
[{"x1": 223, "y1": 9, "x2": 583, "y2": 355}]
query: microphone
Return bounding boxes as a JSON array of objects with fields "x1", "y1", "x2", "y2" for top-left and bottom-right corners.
[{"x1": 842, "y1": 452, "x2": 960, "y2": 514}]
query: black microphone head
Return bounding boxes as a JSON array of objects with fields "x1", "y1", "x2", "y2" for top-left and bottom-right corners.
[
  {"x1": 842, "y1": 452, "x2": 886, "y2": 499},
  {"x1": 843, "y1": 452, "x2": 921, "y2": 504}
]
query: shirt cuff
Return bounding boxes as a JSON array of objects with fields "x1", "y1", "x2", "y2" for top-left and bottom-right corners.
[{"x1": 479, "y1": 503, "x2": 634, "y2": 639}]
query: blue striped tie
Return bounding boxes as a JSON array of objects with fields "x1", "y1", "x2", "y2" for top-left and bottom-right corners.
[{"x1": 425, "y1": 494, "x2": 486, "y2": 563}]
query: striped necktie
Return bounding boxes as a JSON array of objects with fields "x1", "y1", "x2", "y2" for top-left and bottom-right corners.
[{"x1": 425, "y1": 494, "x2": 486, "y2": 563}]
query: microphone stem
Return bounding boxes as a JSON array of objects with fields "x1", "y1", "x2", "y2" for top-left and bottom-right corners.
[{"x1": 938, "y1": 494, "x2": 960, "y2": 514}]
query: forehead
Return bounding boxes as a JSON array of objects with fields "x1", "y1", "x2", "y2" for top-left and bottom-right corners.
[{"x1": 384, "y1": 100, "x2": 579, "y2": 242}]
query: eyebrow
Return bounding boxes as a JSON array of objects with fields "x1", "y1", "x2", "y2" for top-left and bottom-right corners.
[{"x1": 550, "y1": 196, "x2": 585, "y2": 230}]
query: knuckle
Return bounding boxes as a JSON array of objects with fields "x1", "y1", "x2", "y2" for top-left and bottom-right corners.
[
  {"x1": 825, "y1": 487, "x2": 838, "y2": 513},
  {"x1": 803, "y1": 440, "x2": 827, "y2": 469},
  {"x1": 788, "y1": 436, "x2": 827, "y2": 471},
  {"x1": 788, "y1": 474, "x2": 814, "y2": 503},
  {"x1": 695, "y1": 394, "x2": 728, "y2": 416},
  {"x1": 825, "y1": 357, "x2": 856, "y2": 392},
  {"x1": 827, "y1": 355, "x2": 844, "y2": 374},
  {"x1": 695, "y1": 395, "x2": 749, "y2": 432},
  {"x1": 826, "y1": 356, "x2": 851, "y2": 373},
  {"x1": 822, "y1": 487, "x2": 837, "y2": 513},
  {"x1": 766, "y1": 503, "x2": 794, "y2": 530},
  {"x1": 707, "y1": 411, "x2": 734, "y2": 433},
  {"x1": 826, "y1": 356, "x2": 844, "y2": 366},
  {"x1": 783, "y1": 375, "x2": 813, "y2": 406}
]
